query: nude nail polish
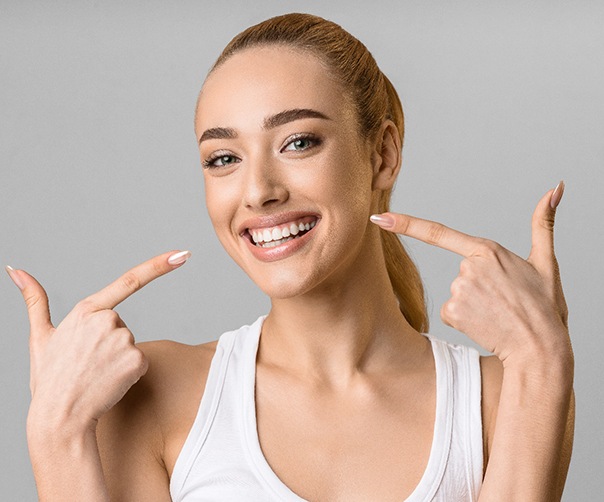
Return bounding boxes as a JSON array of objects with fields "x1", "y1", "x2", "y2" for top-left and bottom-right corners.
[
  {"x1": 370, "y1": 214, "x2": 395, "y2": 228},
  {"x1": 550, "y1": 180, "x2": 565, "y2": 209},
  {"x1": 168, "y1": 250, "x2": 191, "y2": 266},
  {"x1": 5, "y1": 265, "x2": 25, "y2": 290}
]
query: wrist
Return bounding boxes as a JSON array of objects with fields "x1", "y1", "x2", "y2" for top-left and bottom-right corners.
[
  {"x1": 27, "y1": 400, "x2": 98, "y2": 450},
  {"x1": 501, "y1": 348, "x2": 574, "y2": 404},
  {"x1": 500, "y1": 321, "x2": 573, "y2": 376}
]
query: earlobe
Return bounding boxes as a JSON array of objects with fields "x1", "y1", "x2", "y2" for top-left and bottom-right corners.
[{"x1": 372, "y1": 120, "x2": 402, "y2": 191}]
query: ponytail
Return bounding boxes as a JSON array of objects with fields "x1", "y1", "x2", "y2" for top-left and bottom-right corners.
[{"x1": 379, "y1": 74, "x2": 429, "y2": 333}]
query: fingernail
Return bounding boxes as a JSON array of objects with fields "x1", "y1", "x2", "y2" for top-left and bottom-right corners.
[
  {"x1": 370, "y1": 214, "x2": 395, "y2": 229},
  {"x1": 550, "y1": 180, "x2": 565, "y2": 209},
  {"x1": 168, "y1": 250, "x2": 191, "y2": 266},
  {"x1": 5, "y1": 265, "x2": 25, "y2": 290}
]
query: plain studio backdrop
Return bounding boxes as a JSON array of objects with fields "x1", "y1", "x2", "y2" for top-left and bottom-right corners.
[{"x1": 1, "y1": 1, "x2": 602, "y2": 500}]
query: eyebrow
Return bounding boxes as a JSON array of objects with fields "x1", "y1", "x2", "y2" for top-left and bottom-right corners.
[{"x1": 198, "y1": 108, "x2": 331, "y2": 145}]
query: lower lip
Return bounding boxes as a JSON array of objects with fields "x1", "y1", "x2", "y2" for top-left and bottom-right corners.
[{"x1": 245, "y1": 222, "x2": 319, "y2": 262}]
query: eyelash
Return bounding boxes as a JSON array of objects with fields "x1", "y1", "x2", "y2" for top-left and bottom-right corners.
[{"x1": 202, "y1": 133, "x2": 321, "y2": 169}]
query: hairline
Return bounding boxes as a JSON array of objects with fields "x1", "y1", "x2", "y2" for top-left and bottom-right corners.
[{"x1": 195, "y1": 43, "x2": 371, "y2": 143}]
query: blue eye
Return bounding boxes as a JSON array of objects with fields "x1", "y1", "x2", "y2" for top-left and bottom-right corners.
[
  {"x1": 286, "y1": 138, "x2": 311, "y2": 151},
  {"x1": 203, "y1": 154, "x2": 239, "y2": 169},
  {"x1": 282, "y1": 134, "x2": 319, "y2": 152}
]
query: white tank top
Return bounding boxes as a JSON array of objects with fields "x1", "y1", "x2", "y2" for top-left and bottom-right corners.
[{"x1": 170, "y1": 316, "x2": 483, "y2": 501}]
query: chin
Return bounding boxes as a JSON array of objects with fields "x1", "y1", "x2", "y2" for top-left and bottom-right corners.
[{"x1": 250, "y1": 267, "x2": 321, "y2": 300}]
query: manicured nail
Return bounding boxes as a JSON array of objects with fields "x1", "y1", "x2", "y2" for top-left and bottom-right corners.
[
  {"x1": 5, "y1": 265, "x2": 25, "y2": 290},
  {"x1": 168, "y1": 250, "x2": 191, "y2": 266},
  {"x1": 550, "y1": 180, "x2": 565, "y2": 209},
  {"x1": 370, "y1": 214, "x2": 395, "y2": 229}
]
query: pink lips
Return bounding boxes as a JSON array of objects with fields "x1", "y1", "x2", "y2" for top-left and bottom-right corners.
[{"x1": 238, "y1": 211, "x2": 320, "y2": 262}]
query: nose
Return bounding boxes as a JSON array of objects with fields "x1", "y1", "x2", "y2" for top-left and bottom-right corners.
[{"x1": 242, "y1": 153, "x2": 289, "y2": 209}]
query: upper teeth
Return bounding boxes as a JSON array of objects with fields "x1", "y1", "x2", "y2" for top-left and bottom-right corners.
[{"x1": 250, "y1": 219, "x2": 317, "y2": 244}]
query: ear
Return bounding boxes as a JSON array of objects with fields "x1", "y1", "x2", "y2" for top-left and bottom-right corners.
[{"x1": 371, "y1": 120, "x2": 402, "y2": 191}]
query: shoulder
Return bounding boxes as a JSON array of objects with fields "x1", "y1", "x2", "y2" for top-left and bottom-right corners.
[
  {"x1": 97, "y1": 338, "x2": 219, "y2": 497},
  {"x1": 479, "y1": 355, "x2": 504, "y2": 474},
  {"x1": 136, "y1": 338, "x2": 218, "y2": 401},
  {"x1": 104, "y1": 338, "x2": 218, "y2": 424}
]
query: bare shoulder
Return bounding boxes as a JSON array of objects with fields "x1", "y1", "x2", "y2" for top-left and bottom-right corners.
[
  {"x1": 135, "y1": 338, "x2": 218, "y2": 409},
  {"x1": 97, "y1": 338, "x2": 218, "y2": 500},
  {"x1": 480, "y1": 355, "x2": 504, "y2": 474}
]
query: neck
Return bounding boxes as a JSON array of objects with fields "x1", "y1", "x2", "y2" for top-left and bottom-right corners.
[{"x1": 259, "y1": 232, "x2": 428, "y2": 390}]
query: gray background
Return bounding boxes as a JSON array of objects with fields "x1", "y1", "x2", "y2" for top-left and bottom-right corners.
[{"x1": 1, "y1": 1, "x2": 602, "y2": 499}]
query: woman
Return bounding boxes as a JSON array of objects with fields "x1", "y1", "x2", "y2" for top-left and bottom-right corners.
[{"x1": 7, "y1": 13, "x2": 574, "y2": 501}]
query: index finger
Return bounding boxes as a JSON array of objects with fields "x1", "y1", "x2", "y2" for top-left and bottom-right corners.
[
  {"x1": 85, "y1": 250, "x2": 191, "y2": 310},
  {"x1": 371, "y1": 213, "x2": 479, "y2": 257}
]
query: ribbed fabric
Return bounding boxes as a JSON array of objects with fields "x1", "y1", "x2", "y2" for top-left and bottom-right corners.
[{"x1": 170, "y1": 316, "x2": 483, "y2": 501}]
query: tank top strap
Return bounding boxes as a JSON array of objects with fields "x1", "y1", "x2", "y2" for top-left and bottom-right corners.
[
  {"x1": 424, "y1": 336, "x2": 483, "y2": 501},
  {"x1": 169, "y1": 323, "x2": 241, "y2": 499},
  {"x1": 170, "y1": 320, "x2": 483, "y2": 501}
]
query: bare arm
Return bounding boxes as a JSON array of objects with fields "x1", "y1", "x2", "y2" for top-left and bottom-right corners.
[
  {"x1": 27, "y1": 416, "x2": 110, "y2": 501},
  {"x1": 96, "y1": 342, "x2": 172, "y2": 501},
  {"x1": 372, "y1": 182, "x2": 574, "y2": 499},
  {"x1": 481, "y1": 354, "x2": 575, "y2": 501},
  {"x1": 483, "y1": 359, "x2": 574, "y2": 501},
  {"x1": 7, "y1": 251, "x2": 190, "y2": 500}
]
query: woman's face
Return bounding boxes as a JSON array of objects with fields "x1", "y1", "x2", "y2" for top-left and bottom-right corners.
[{"x1": 195, "y1": 46, "x2": 381, "y2": 299}]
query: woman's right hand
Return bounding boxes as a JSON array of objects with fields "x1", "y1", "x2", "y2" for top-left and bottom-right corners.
[{"x1": 6, "y1": 250, "x2": 191, "y2": 435}]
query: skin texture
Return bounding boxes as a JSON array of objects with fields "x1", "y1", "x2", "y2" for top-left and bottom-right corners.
[
  {"x1": 199, "y1": 47, "x2": 375, "y2": 302},
  {"x1": 9, "y1": 46, "x2": 574, "y2": 501}
]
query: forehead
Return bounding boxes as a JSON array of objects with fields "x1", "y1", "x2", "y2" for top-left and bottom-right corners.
[{"x1": 196, "y1": 46, "x2": 354, "y2": 133}]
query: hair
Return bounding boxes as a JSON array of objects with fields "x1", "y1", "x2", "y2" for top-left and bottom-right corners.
[{"x1": 205, "y1": 13, "x2": 429, "y2": 333}]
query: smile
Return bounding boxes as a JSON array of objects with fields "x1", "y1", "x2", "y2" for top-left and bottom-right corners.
[{"x1": 247, "y1": 216, "x2": 318, "y2": 248}]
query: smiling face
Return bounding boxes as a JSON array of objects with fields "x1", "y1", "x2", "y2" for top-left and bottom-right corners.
[{"x1": 195, "y1": 46, "x2": 385, "y2": 299}]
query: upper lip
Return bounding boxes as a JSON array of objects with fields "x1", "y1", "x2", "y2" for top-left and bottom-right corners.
[{"x1": 237, "y1": 211, "x2": 320, "y2": 236}]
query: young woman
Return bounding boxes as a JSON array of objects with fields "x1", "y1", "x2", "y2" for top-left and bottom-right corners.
[{"x1": 7, "y1": 13, "x2": 574, "y2": 501}]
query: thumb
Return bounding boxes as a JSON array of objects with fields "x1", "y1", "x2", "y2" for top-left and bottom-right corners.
[
  {"x1": 527, "y1": 181, "x2": 564, "y2": 277},
  {"x1": 5, "y1": 266, "x2": 54, "y2": 334}
]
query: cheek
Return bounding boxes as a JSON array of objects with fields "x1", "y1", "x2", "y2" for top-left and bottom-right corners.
[
  {"x1": 328, "y1": 150, "x2": 374, "y2": 213},
  {"x1": 204, "y1": 177, "x2": 236, "y2": 241}
]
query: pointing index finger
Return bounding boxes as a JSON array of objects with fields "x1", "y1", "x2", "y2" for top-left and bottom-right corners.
[
  {"x1": 85, "y1": 250, "x2": 191, "y2": 310},
  {"x1": 370, "y1": 213, "x2": 480, "y2": 257}
]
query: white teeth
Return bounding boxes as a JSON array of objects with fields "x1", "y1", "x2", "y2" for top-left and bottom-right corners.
[
  {"x1": 249, "y1": 218, "x2": 318, "y2": 247},
  {"x1": 261, "y1": 236, "x2": 294, "y2": 248}
]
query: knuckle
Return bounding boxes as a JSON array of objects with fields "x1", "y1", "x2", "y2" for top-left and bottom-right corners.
[
  {"x1": 450, "y1": 276, "x2": 466, "y2": 296},
  {"x1": 477, "y1": 239, "x2": 500, "y2": 257},
  {"x1": 133, "y1": 348, "x2": 147, "y2": 368},
  {"x1": 128, "y1": 347, "x2": 148, "y2": 374},
  {"x1": 23, "y1": 293, "x2": 42, "y2": 310},
  {"x1": 98, "y1": 309, "x2": 120, "y2": 325},
  {"x1": 116, "y1": 327, "x2": 135, "y2": 346},
  {"x1": 440, "y1": 303, "x2": 453, "y2": 327},
  {"x1": 442, "y1": 300, "x2": 460, "y2": 322},
  {"x1": 75, "y1": 298, "x2": 99, "y2": 314},
  {"x1": 120, "y1": 271, "x2": 141, "y2": 294},
  {"x1": 397, "y1": 216, "x2": 411, "y2": 234},
  {"x1": 459, "y1": 258, "x2": 471, "y2": 275},
  {"x1": 538, "y1": 214, "x2": 555, "y2": 232},
  {"x1": 426, "y1": 223, "x2": 447, "y2": 246}
]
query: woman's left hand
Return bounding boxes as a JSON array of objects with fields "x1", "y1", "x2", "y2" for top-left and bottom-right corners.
[{"x1": 370, "y1": 182, "x2": 571, "y2": 366}]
